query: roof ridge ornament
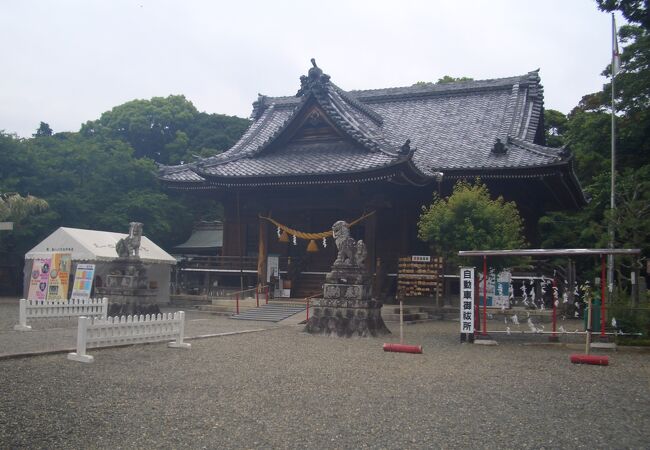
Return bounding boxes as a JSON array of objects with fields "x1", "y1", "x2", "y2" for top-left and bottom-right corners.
[
  {"x1": 296, "y1": 58, "x2": 331, "y2": 97},
  {"x1": 492, "y1": 137, "x2": 507, "y2": 155}
]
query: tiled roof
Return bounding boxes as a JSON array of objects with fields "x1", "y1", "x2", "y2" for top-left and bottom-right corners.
[{"x1": 159, "y1": 62, "x2": 569, "y2": 186}]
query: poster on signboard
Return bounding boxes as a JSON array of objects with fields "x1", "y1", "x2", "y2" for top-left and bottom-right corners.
[
  {"x1": 27, "y1": 258, "x2": 51, "y2": 301},
  {"x1": 478, "y1": 269, "x2": 511, "y2": 308},
  {"x1": 46, "y1": 253, "x2": 72, "y2": 301},
  {"x1": 70, "y1": 263, "x2": 95, "y2": 300}
]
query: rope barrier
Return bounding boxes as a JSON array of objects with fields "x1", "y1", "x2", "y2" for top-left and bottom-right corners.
[{"x1": 259, "y1": 211, "x2": 375, "y2": 240}]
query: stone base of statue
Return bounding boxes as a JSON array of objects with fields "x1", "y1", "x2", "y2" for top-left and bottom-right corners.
[
  {"x1": 305, "y1": 266, "x2": 390, "y2": 338},
  {"x1": 95, "y1": 257, "x2": 159, "y2": 316},
  {"x1": 304, "y1": 220, "x2": 390, "y2": 337}
]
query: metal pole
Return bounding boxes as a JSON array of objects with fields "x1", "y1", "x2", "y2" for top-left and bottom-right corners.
[
  {"x1": 585, "y1": 296, "x2": 592, "y2": 355},
  {"x1": 236, "y1": 293, "x2": 240, "y2": 315},
  {"x1": 306, "y1": 298, "x2": 309, "y2": 321},
  {"x1": 399, "y1": 299, "x2": 404, "y2": 344},
  {"x1": 482, "y1": 255, "x2": 487, "y2": 336},
  {"x1": 608, "y1": 13, "x2": 617, "y2": 301},
  {"x1": 601, "y1": 254, "x2": 607, "y2": 339},
  {"x1": 551, "y1": 276, "x2": 558, "y2": 341}
]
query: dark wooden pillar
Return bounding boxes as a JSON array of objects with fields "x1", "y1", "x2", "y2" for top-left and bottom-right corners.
[
  {"x1": 365, "y1": 210, "x2": 377, "y2": 275},
  {"x1": 257, "y1": 214, "x2": 268, "y2": 286}
]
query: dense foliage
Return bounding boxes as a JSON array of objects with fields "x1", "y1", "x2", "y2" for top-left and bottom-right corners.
[
  {"x1": 0, "y1": 96, "x2": 249, "y2": 282},
  {"x1": 539, "y1": 0, "x2": 650, "y2": 294},
  {"x1": 417, "y1": 181, "x2": 527, "y2": 268}
]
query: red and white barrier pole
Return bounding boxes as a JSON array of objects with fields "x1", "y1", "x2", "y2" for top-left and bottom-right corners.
[
  {"x1": 383, "y1": 343, "x2": 423, "y2": 354},
  {"x1": 482, "y1": 255, "x2": 488, "y2": 336},
  {"x1": 306, "y1": 298, "x2": 310, "y2": 321}
]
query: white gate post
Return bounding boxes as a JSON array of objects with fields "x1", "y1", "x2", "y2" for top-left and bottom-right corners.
[
  {"x1": 168, "y1": 311, "x2": 191, "y2": 349},
  {"x1": 67, "y1": 316, "x2": 94, "y2": 363},
  {"x1": 14, "y1": 299, "x2": 32, "y2": 331},
  {"x1": 100, "y1": 297, "x2": 108, "y2": 320}
]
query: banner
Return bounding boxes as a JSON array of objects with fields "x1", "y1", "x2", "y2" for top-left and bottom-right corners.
[
  {"x1": 46, "y1": 253, "x2": 72, "y2": 301},
  {"x1": 70, "y1": 263, "x2": 95, "y2": 300},
  {"x1": 27, "y1": 258, "x2": 51, "y2": 301},
  {"x1": 460, "y1": 267, "x2": 475, "y2": 338}
]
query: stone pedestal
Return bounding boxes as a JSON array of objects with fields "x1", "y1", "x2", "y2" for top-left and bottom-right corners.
[
  {"x1": 305, "y1": 276, "x2": 390, "y2": 337},
  {"x1": 304, "y1": 219, "x2": 390, "y2": 337},
  {"x1": 95, "y1": 258, "x2": 158, "y2": 315}
]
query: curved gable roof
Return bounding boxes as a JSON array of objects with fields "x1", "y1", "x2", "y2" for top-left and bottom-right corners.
[{"x1": 159, "y1": 62, "x2": 578, "y2": 200}]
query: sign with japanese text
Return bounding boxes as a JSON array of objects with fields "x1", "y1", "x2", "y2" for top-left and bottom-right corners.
[
  {"x1": 46, "y1": 253, "x2": 72, "y2": 301},
  {"x1": 478, "y1": 269, "x2": 512, "y2": 308},
  {"x1": 460, "y1": 267, "x2": 475, "y2": 335},
  {"x1": 411, "y1": 255, "x2": 431, "y2": 262},
  {"x1": 27, "y1": 258, "x2": 51, "y2": 301},
  {"x1": 70, "y1": 263, "x2": 95, "y2": 300}
]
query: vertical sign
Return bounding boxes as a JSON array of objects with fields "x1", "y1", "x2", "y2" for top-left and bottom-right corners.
[
  {"x1": 267, "y1": 255, "x2": 279, "y2": 283},
  {"x1": 460, "y1": 266, "x2": 475, "y2": 342},
  {"x1": 27, "y1": 258, "x2": 51, "y2": 301},
  {"x1": 70, "y1": 263, "x2": 95, "y2": 300},
  {"x1": 46, "y1": 253, "x2": 72, "y2": 301}
]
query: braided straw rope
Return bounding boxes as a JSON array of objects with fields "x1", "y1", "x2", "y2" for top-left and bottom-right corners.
[{"x1": 259, "y1": 211, "x2": 375, "y2": 240}]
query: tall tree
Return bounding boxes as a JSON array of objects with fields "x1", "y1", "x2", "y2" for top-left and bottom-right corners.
[{"x1": 418, "y1": 180, "x2": 527, "y2": 268}]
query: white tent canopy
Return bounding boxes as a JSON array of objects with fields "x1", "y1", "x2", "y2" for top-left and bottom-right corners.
[{"x1": 25, "y1": 227, "x2": 176, "y2": 265}]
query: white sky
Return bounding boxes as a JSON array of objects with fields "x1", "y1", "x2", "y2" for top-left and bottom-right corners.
[{"x1": 1, "y1": 0, "x2": 621, "y2": 138}]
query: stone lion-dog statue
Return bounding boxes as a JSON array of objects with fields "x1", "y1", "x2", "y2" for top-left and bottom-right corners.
[
  {"x1": 332, "y1": 220, "x2": 367, "y2": 268},
  {"x1": 116, "y1": 222, "x2": 143, "y2": 259}
]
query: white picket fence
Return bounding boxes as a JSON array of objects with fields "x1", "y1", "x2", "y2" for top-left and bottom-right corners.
[
  {"x1": 14, "y1": 298, "x2": 108, "y2": 331},
  {"x1": 67, "y1": 311, "x2": 191, "y2": 363}
]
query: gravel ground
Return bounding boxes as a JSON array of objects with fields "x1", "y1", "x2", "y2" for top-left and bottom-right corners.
[{"x1": 1, "y1": 316, "x2": 649, "y2": 449}]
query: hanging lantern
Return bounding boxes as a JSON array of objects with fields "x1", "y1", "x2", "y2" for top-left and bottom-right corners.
[
  {"x1": 279, "y1": 230, "x2": 289, "y2": 243},
  {"x1": 307, "y1": 240, "x2": 318, "y2": 253}
]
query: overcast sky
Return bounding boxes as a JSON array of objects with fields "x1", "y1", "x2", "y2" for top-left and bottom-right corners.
[{"x1": 1, "y1": 0, "x2": 621, "y2": 138}]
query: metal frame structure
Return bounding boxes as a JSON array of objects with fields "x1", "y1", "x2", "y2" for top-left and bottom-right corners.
[{"x1": 458, "y1": 248, "x2": 641, "y2": 340}]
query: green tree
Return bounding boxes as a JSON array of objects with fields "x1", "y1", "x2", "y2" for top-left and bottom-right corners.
[
  {"x1": 418, "y1": 180, "x2": 527, "y2": 268},
  {"x1": 0, "y1": 193, "x2": 48, "y2": 224},
  {"x1": 543, "y1": 109, "x2": 568, "y2": 148},
  {"x1": 412, "y1": 75, "x2": 474, "y2": 87},
  {"x1": 33, "y1": 122, "x2": 53, "y2": 138},
  {"x1": 80, "y1": 96, "x2": 249, "y2": 164}
]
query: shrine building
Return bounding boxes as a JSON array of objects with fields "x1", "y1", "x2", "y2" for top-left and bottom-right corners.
[{"x1": 159, "y1": 60, "x2": 584, "y2": 299}]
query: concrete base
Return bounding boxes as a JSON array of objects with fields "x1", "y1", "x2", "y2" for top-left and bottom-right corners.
[
  {"x1": 304, "y1": 298, "x2": 390, "y2": 338},
  {"x1": 13, "y1": 324, "x2": 32, "y2": 331},
  {"x1": 474, "y1": 339, "x2": 498, "y2": 346},
  {"x1": 67, "y1": 352, "x2": 94, "y2": 363},
  {"x1": 590, "y1": 342, "x2": 617, "y2": 350},
  {"x1": 168, "y1": 342, "x2": 191, "y2": 349}
]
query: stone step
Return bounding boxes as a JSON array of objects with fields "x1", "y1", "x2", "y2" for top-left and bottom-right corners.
[{"x1": 232, "y1": 304, "x2": 306, "y2": 322}]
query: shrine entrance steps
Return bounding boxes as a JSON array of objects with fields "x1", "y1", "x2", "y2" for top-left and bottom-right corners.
[
  {"x1": 231, "y1": 302, "x2": 307, "y2": 322},
  {"x1": 381, "y1": 305, "x2": 435, "y2": 324}
]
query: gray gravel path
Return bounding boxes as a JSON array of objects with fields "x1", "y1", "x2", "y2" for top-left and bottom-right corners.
[{"x1": 1, "y1": 317, "x2": 648, "y2": 449}]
